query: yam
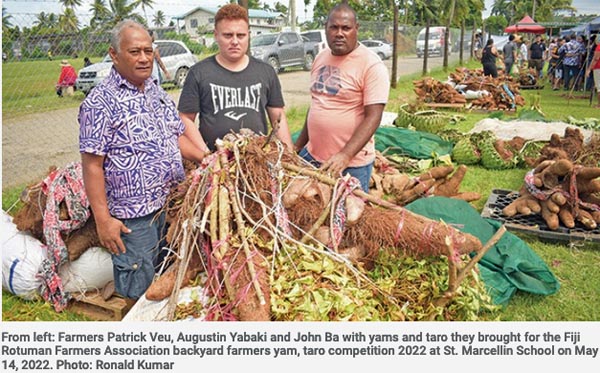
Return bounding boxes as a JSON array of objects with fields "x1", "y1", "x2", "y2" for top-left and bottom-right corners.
[
  {"x1": 435, "y1": 165, "x2": 467, "y2": 197},
  {"x1": 451, "y1": 192, "x2": 481, "y2": 202},
  {"x1": 345, "y1": 195, "x2": 365, "y2": 226},
  {"x1": 541, "y1": 200, "x2": 559, "y2": 230},
  {"x1": 548, "y1": 159, "x2": 573, "y2": 176},
  {"x1": 558, "y1": 206, "x2": 575, "y2": 228},
  {"x1": 418, "y1": 165, "x2": 454, "y2": 181},
  {"x1": 541, "y1": 199, "x2": 560, "y2": 214},
  {"x1": 576, "y1": 210, "x2": 597, "y2": 230},
  {"x1": 591, "y1": 211, "x2": 600, "y2": 224},
  {"x1": 550, "y1": 192, "x2": 567, "y2": 206},
  {"x1": 283, "y1": 177, "x2": 312, "y2": 208},
  {"x1": 577, "y1": 167, "x2": 600, "y2": 180},
  {"x1": 576, "y1": 210, "x2": 598, "y2": 229},
  {"x1": 503, "y1": 195, "x2": 538, "y2": 217},
  {"x1": 145, "y1": 250, "x2": 204, "y2": 301}
]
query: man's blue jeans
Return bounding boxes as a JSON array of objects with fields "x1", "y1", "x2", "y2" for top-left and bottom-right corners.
[
  {"x1": 298, "y1": 147, "x2": 373, "y2": 192},
  {"x1": 112, "y1": 210, "x2": 167, "y2": 299}
]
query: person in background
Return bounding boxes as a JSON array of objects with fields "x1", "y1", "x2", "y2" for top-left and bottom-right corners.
[
  {"x1": 79, "y1": 20, "x2": 205, "y2": 300},
  {"x1": 294, "y1": 3, "x2": 389, "y2": 192},
  {"x1": 178, "y1": 4, "x2": 293, "y2": 153},
  {"x1": 585, "y1": 34, "x2": 597, "y2": 92},
  {"x1": 546, "y1": 37, "x2": 558, "y2": 84},
  {"x1": 528, "y1": 34, "x2": 546, "y2": 79},
  {"x1": 502, "y1": 34, "x2": 518, "y2": 76},
  {"x1": 481, "y1": 38, "x2": 499, "y2": 78},
  {"x1": 149, "y1": 30, "x2": 171, "y2": 85},
  {"x1": 518, "y1": 37, "x2": 529, "y2": 71},
  {"x1": 585, "y1": 34, "x2": 600, "y2": 108},
  {"x1": 83, "y1": 56, "x2": 93, "y2": 67},
  {"x1": 552, "y1": 37, "x2": 567, "y2": 90},
  {"x1": 560, "y1": 34, "x2": 585, "y2": 91},
  {"x1": 55, "y1": 59, "x2": 77, "y2": 97}
]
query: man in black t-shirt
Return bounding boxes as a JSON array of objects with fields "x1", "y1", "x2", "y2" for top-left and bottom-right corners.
[
  {"x1": 528, "y1": 35, "x2": 546, "y2": 78},
  {"x1": 177, "y1": 4, "x2": 293, "y2": 152}
]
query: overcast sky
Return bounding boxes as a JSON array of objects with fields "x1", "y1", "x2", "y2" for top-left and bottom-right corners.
[
  {"x1": 3, "y1": 0, "x2": 598, "y2": 27},
  {"x1": 2, "y1": 0, "x2": 316, "y2": 26}
]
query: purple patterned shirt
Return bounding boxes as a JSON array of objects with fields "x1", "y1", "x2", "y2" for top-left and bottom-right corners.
[{"x1": 79, "y1": 67, "x2": 185, "y2": 219}]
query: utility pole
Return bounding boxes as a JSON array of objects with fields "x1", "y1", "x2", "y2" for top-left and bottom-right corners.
[{"x1": 290, "y1": 0, "x2": 296, "y2": 31}]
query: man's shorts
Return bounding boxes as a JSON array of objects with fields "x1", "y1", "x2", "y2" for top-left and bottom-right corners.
[
  {"x1": 529, "y1": 59, "x2": 543, "y2": 71},
  {"x1": 594, "y1": 69, "x2": 600, "y2": 93}
]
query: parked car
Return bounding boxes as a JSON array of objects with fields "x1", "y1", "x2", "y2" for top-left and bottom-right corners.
[
  {"x1": 250, "y1": 31, "x2": 314, "y2": 73},
  {"x1": 301, "y1": 29, "x2": 327, "y2": 56},
  {"x1": 75, "y1": 40, "x2": 198, "y2": 95},
  {"x1": 361, "y1": 39, "x2": 393, "y2": 60},
  {"x1": 416, "y1": 26, "x2": 451, "y2": 58}
]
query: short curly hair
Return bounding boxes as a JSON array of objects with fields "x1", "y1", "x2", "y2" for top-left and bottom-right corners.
[{"x1": 215, "y1": 4, "x2": 249, "y2": 26}]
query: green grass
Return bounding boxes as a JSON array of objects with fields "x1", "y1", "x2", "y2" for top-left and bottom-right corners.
[{"x1": 2, "y1": 58, "x2": 599, "y2": 321}]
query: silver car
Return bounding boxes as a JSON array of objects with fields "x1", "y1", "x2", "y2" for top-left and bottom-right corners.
[
  {"x1": 75, "y1": 40, "x2": 198, "y2": 95},
  {"x1": 361, "y1": 40, "x2": 393, "y2": 60}
]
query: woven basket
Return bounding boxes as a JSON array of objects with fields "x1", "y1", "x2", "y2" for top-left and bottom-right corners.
[{"x1": 394, "y1": 104, "x2": 449, "y2": 134}]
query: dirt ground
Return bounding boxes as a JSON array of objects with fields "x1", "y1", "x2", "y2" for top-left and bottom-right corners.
[{"x1": 2, "y1": 55, "x2": 456, "y2": 190}]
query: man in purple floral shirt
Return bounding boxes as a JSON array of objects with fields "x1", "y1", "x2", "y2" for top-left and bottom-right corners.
[{"x1": 79, "y1": 20, "x2": 204, "y2": 299}]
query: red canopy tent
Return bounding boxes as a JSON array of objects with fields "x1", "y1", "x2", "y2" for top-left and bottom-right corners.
[{"x1": 504, "y1": 15, "x2": 546, "y2": 34}]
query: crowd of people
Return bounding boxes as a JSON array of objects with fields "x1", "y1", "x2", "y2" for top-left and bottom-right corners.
[
  {"x1": 481, "y1": 31, "x2": 598, "y2": 96},
  {"x1": 77, "y1": 3, "x2": 388, "y2": 300}
]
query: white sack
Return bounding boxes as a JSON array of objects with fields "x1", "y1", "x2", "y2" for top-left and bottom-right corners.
[
  {"x1": 59, "y1": 246, "x2": 114, "y2": 293},
  {"x1": 1, "y1": 211, "x2": 45, "y2": 300}
]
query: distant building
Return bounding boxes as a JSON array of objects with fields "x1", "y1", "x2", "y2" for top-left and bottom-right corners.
[{"x1": 173, "y1": 6, "x2": 286, "y2": 41}]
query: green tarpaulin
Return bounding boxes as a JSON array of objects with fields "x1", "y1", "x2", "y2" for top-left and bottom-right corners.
[
  {"x1": 374, "y1": 127, "x2": 453, "y2": 159},
  {"x1": 405, "y1": 197, "x2": 560, "y2": 305},
  {"x1": 292, "y1": 127, "x2": 453, "y2": 160}
]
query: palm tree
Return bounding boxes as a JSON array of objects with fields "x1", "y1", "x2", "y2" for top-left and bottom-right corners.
[
  {"x1": 138, "y1": 0, "x2": 155, "y2": 25},
  {"x1": 153, "y1": 10, "x2": 166, "y2": 28},
  {"x1": 59, "y1": 7, "x2": 79, "y2": 33},
  {"x1": 34, "y1": 12, "x2": 59, "y2": 30},
  {"x1": 107, "y1": 0, "x2": 145, "y2": 28},
  {"x1": 59, "y1": 0, "x2": 84, "y2": 10},
  {"x1": 90, "y1": 0, "x2": 109, "y2": 29},
  {"x1": 2, "y1": 7, "x2": 13, "y2": 32}
]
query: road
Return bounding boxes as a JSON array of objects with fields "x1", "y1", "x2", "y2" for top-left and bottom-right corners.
[{"x1": 2, "y1": 54, "x2": 459, "y2": 189}]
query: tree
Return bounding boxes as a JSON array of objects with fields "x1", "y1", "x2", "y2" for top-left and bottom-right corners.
[
  {"x1": 153, "y1": 10, "x2": 166, "y2": 27},
  {"x1": 3, "y1": 7, "x2": 13, "y2": 33},
  {"x1": 138, "y1": 0, "x2": 155, "y2": 25},
  {"x1": 59, "y1": 0, "x2": 84, "y2": 9},
  {"x1": 106, "y1": 0, "x2": 145, "y2": 28},
  {"x1": 484, "y1": 15, "x2": 508, "y2": 35},
  {"x1": 90, "y1": 0, "x2": 109, "y2": 29},
  {"x1": 275, "y1": 2, "x2": 288, "y2": 15},
  {"x1": 59, "y1": 7, "x2": 79, "y2": 33}
]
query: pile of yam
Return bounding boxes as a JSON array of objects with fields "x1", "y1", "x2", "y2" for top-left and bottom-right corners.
[
  {"x1": 502, "y1": 128, "x2": 600, "y2": 231},
  {"x1": 369, "y1": 156, "x2": 481, "y2": 205},
  {"x1": 148, "y1": 130, "x2": 494, "y2": 321}
]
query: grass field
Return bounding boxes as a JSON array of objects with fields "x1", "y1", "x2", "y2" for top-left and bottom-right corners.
[{"x1": 2, "y1": 58, "x2": 599, "y2": 321}]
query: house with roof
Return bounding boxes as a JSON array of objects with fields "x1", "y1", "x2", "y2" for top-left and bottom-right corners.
[{"x1": 173, "y1": 6, "x2": 286, "y2": 41}]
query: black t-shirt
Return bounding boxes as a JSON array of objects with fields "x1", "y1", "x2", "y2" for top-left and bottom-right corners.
[
  {"x1": 178, "y1": 56, "x2": 285, "y2": 151},
  {"x1": 529, "y1": 41, "x2": 546, "y2": 59}
]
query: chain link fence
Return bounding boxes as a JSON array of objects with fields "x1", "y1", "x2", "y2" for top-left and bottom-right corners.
[{"x1": 2, "y1": 13, "x2": 477, "y2": 191}]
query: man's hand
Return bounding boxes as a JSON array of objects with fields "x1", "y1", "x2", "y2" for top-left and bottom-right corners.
[
  {"x1": 320, "y1": 152, "x2": 351, "y2": 178},
  {"x1": 96, "y1": 216, "x2": 131, "y2": 255}
]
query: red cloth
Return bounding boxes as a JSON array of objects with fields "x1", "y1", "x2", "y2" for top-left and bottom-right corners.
[
  {"x1": 593, "y1": 43, "x2": 600, "y2": 70},
  {"x1": 57, "y1": 65, "x2": 77, "y2": 86}
]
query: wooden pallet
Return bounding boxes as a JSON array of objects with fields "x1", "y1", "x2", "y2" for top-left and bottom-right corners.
[
  {"x1": 69, "y1": 292, "x2": 135, "y2": 321},
  {"x1": 519, "y1": 84, "x2": 544, "y2": 90}
]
